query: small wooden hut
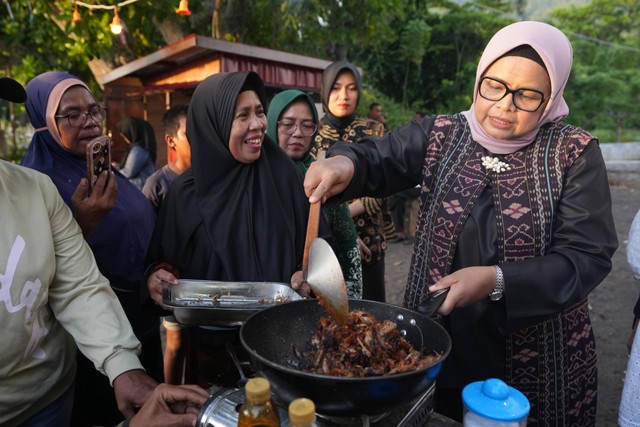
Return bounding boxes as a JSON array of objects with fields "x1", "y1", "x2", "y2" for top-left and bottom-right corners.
[{"x1": 98, "y1": 34, "x2": 331, "y2": 166}]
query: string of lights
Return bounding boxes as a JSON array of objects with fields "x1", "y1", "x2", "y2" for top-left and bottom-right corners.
[{"x1": 71, "y1": 0, "x2": 191, "y2": 34}]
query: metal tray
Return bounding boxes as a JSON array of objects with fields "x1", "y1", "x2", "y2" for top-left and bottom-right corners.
[{"x1": 163, "y1": 279, "x2": 302, "y2": 326}]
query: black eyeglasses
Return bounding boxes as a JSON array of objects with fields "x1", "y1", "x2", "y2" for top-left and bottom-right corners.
[
  {"x1": 55, "y1": 106, "x2": 107, "y2": 127},
  {"x1": 478, "y1": 77, "x2": 547, "y2": 112},
  {"x1": 277, "y1": 121, "x2": 317, "y2": 136}
]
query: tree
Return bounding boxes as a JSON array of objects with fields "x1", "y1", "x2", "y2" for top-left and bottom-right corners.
[{"x1": 550, "y1": 0, "x2": 640, "y2": 141}]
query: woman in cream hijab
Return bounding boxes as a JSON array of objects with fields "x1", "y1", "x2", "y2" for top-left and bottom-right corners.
[{"x1": 302, "y1": 21, "x2": 617, "y2": 425}]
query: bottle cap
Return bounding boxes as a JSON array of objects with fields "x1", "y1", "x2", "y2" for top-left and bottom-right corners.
[
  {"x1": 462, "y1": 378, "x2": 530, "y2": 422},
  {"x1": 245, "y1": 377, "x2": 271, "y2": 404},
  {"x1": 289, "y1": 398, "x2": 316, "y2": 425}
]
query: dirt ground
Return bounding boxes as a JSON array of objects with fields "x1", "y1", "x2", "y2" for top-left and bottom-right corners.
[{"x1": 384, "y1": 182, "x2": 640, "y2": 427}]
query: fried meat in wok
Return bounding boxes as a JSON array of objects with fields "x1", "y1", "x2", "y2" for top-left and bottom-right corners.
[{"x1": 298, "y1": 310, "x2": 440, "y2": 377}]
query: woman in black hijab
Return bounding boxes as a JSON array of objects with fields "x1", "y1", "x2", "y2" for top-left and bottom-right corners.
[
  {"x1": 146, "y1": 71, "x2": 310, "y2": 386},
  {"x1": 116, "y1": 116, "x2": 157, "y2": 189},
  {"x1": 148, "y1": 71, "x2": 308, "y2": 281}
]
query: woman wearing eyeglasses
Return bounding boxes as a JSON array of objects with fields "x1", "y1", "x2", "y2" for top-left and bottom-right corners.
[
  {"x1": 21, "y1": 71, "x2": 163, "y2": 426},
  {"x1": 267, "y1": 89, "x2": 363, "y2": 298},
  {"x1": 314, "y1": 60, "x2": 394, "y2": 304},
  {"x1": 303, "y1": 22, "x2": 617, "y2": 425}
]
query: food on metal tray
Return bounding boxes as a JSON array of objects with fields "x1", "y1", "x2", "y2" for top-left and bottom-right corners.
[
  {"x1": 296, "y1": 310, "x2": 441, "y2": 377},
  {"x1": 189, "y1": 292, "x2": 292, "y2": 306},
  {"x1": 259, "y1": 295, "x2": 292, "y2": 304}
]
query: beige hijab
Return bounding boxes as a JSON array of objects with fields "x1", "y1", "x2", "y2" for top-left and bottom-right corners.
[{"x1": 461, "y1": 21, "x2": 572, "y2": 154}]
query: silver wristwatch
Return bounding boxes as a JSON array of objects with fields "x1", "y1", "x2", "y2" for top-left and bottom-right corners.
[{"x1": 490, "y1": 265, "x2": 504, "y2": 301}]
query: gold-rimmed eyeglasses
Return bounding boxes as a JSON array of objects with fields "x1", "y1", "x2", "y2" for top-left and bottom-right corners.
[{"x1": 277, "y1": 121, "x2": 317, "y2": 136}]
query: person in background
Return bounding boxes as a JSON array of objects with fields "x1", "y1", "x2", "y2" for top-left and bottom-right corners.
[
  {"x1": 116, "y1": 116, "x2": 157, "y2": 190},
  {"x1": 267, "y1": 89, "x2": 363, "y2": 298},
  {"x1": 0, "y1": 76, "x2": 157, "y2": 426},
  {"x1": 304, "y1": 21, "x2": 617, "y2": 425},
  {"x1": 368, "y1": 102, "x2": 387, "y2": 130},
  {"x1": 21, "y1": 71, "x2": 164, "y2": 426},
  {"x1": 619, "y1": 208, "x2": 640, "y2": 426},
  {"x1": 387, "y1": 110, "x2": 425, "y2": 243},
  {"x1": 142, "y1": 105, "x2": 191, "y2": 212},
  {"x1": 142, "y1": 104, "x2": 191, "y2": 385},
  {"x1": 146, "y1": 71, "x2": 312, "y2": 389},
  {"x1": 387, "y1": 185, "x2": 420, "y2": 243},
  {"x1": 314, "y1": 60, "x2": 394, "y2": 303}
]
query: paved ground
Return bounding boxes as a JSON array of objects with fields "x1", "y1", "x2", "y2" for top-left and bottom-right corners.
[{"x1": 383, "y1": 182, "x2": 640, "y2": 427}]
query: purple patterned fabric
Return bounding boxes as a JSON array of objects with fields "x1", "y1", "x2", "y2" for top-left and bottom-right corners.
[{"x1": 406, "y1": 114, "x2": 597, "y2": 425}]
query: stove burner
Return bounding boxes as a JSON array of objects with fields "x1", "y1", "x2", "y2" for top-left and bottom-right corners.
[
  {"x1": 310, "y1": 382, "x2": 435, "y2": 426},
  {"x1": 198, "y1": 338, "x2": 438, "y2": 426},
  {"x1": 315, "y1": 412, "x2": 388, "y2": 426},
  {"x1": 197, "y1": 382, "x2": 436, "y2": 427}
]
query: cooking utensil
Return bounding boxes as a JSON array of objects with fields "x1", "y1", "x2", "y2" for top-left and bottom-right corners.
[
  {"x1": 301, "y1": 149, "x2": 349, "y2": 324},
  {"x1": 239, "y1": 299, "x2": 451, "y2": 417},
  {"x1": 301, "y1": 149, "x2": 326, "y2": 276},
  {"x1": 162, "y1": 280, "x2": 302, "y2": 326},
  {"x1": 416, "y1": 289, "x2": 449, "y2": 317},
  {"x1": 306, "y1": 238, "x2": 349, "y2": 324},
  {"x1": 226, "y1": 342, "x2": 249, "y2": 387}
]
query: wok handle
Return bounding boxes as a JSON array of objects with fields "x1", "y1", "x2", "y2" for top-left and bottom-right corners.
[
  {"x1": 416, "y1": 289, "x2": 449, "y2": 317},
  {"x1": 302, "y1": 150, "x2": 326, "y2": 277}
]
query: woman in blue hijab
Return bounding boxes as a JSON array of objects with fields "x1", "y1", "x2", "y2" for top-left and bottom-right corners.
[{"x1": 22, "y1": 71, "x2": 163, "y2": 426}]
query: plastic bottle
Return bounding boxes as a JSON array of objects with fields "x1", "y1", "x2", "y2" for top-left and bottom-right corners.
[
  {"x1": 286, "y1": 398, "x2": 317, "y2": 427},
  {"x1": 237, "y1": 377, "x2": 281, "y2": 427},
  {"x1": 462, "y1": 378, "x2": 530, "y2": 427}
]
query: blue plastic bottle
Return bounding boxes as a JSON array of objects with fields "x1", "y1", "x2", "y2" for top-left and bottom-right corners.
[{"x1": 462, "y1": 378, "x2": 530, "y2": 427}]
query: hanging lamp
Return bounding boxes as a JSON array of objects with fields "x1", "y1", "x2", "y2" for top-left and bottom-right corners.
[
  {"x1": 72, "y1": 2, "x2": 82, "y2": 23},
  {"x1": 110, "y1": 6, "x2": 123, "y2": 34},
  {"x1": 176, "y1": 0, "x2": 191, "y2": 16}
]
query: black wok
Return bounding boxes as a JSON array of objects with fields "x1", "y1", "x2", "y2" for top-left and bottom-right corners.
[{"x1": 239, "y1": 299, "x2": 451, "y2": 417}]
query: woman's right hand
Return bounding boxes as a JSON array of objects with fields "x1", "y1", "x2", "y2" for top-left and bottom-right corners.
[
  {"x1": 148, "y1": 269, "x2": 179, "y2": 310},
  {"x1": 290, "y1": 270, "x2": 312, "y2": 298},
  {"x1": 357, "y1": 238, "x2": 372, "y2": 260},
  {"x1": 304, "y1": 155, "x2": 355, "y2": 203},
  {"x1": 71, "y1": 170, "x2": 117, "y2": 239}
]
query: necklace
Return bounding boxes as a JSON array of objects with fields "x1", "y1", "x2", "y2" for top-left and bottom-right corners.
[{"x1": 481, "y1": 156, "x2": 510, "y2": 174}]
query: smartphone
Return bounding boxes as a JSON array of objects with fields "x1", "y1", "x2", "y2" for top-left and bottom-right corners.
[{"x1": 86, "y1": 135, "x2": 111, "y2": 192}]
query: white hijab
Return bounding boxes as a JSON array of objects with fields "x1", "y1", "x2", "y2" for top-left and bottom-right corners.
[{"x1": 461, "y1": 21, "x2": 573, "y2": 154}]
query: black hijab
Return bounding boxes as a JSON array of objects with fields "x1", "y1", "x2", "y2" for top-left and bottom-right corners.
[
  {"x1": 320, "y1": 60, "x2": 363, "y2": 130},
  {"x1": 117, "y1": 116, "x2": 157, "y2": 162},
  {"x1": 147, "y1": 71, "x2": 308, "y2": 282}
]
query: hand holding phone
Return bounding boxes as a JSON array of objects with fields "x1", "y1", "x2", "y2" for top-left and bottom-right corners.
[{"x1": 86, "y1": 136, "x2": 112, "y2": 192}]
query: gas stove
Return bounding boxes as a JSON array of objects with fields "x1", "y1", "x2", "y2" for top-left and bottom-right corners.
[{"x1": 197, "y1": 381, "x2": 435, "y2": 427}]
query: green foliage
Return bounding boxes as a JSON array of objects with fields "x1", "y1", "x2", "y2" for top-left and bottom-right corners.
[
  {"x1": 1, "y1": 0, "x2": 638, "y2": 147},
  {"x1": 551, "y1": 0, "x2": 640, "y2": 140}
]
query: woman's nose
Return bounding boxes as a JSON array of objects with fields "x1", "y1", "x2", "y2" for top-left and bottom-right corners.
[
  {"x1": 495, "y1": 93, "x2": 517, "y2": 111},
  {"x1": 249, "y1": 114, "x2": 265, "y2": 130},
  {"x1": 292, "y1": 124, "x2": 304, "y2": 136}
]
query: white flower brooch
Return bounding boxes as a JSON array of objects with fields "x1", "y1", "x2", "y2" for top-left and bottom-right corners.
[{"x1": 481, "y1": 156, "x2": 511, "y2": 174}]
